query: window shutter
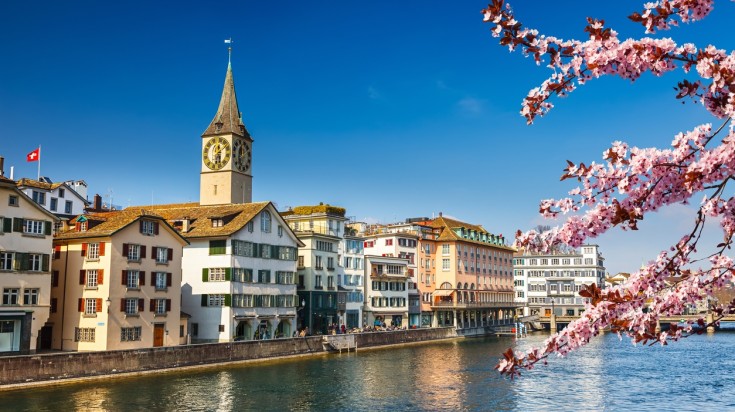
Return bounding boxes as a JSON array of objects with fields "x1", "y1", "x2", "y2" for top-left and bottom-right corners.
[
  {"x1": 224, "y1": 294, "x2": 231, "y2": 307},
  {"x1": 98, "y1": 269, "x2": 104, "y2": 285},
  {"x1": 120, "y1": 299, "x2": 126, "y2": 312},
  {"x1": 95, "y1": 298, "x2": 102, "y2": 313},
  {"x1": 54, "y1": 245, "x2": 61, "y2": 259},
  {"x1": 150, "y1": 299, "x2": 155, "y2": 312},
  {"x1": 252, "y1": 243, "x2": 259, "y2": 257},
  {"x1": 167, "y1": 248, "x2": 173, "y2": 261},
  {"x1": 52, "y1": 270, "x2": 59, "y2": 287},
  {"x1": 271, "y1": 245, "x2": 278, "y2": 259},
  {"x1": 201, "y1": 294, "x2": 208, "y2": 307},
  {"x1": 42, "y1": 254, "x2": 50, "y2": 272},
  {"x1": 21, "y1": 253, "x2": 30, "y2": 271},
  {"x1": 2, "y1": 218, "x2": 10, "y2": 233},
  {"x1": 151, "y1": 247, "x2": 157, "y2": 259},
  {"x1": 81, "y1": 243, "x2": 88, "y2": 257},
  {"x1": 202, "y1": 268, "x2": 209, "y2": 282},
  {"x1": 51, "y1": 298, "x2": 57, "y2": 313},
  {"x1": 44, "y1": 221, "x2": 52, "y2": 235},
  {"x1": 99, "y1": 242, "x2": 105, "y2": 256},
  {"x1": 12, "y1": 253, "x2": 23, "y2": 270},
  {"x1": 79, "y1": 270, "x2": 85, "y2": 285},
  {"x1": 122, "y1": 243, "x2": 129, "y2": 257},
  {"x1": 225, "y1": 268, "x2": 231, "y2": 281},
  {"x1": 154, "y1": 222, "x2": 159, "y2": 235},
  {"x1": 138, "y1": 298, "x2": 144, "y2": 312},
  {"x1": 166, "y1": 299, "x2": 171, "y2": 312},
  {"x1": 122, "y1": 270, "x2": 128, "y2": 285},
  {"x1": 75, "y1": 222, "x2": 81, "y2": 231},
  {"x1": 140, "y1": 271, "x2": 146, "y2": 286},
  {"x1": 13, "y1": 218, "x2": 23, "y2": 232},
  {"x1": 141, "y1": 246, "x2": 146, "y2": 259},
  {"x1": 78, "y1": 298, "x2": 83, "y2": 312},
  {"x1": 139, "y1": 220, "x2": 144, "y2": 233},
  {"x1": 166, "y1": 272, "x2": 172, "y2": 287}
]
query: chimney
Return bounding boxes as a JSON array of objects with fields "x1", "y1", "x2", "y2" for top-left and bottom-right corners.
[
  {"x1": 438, "y1": 212, "x2": 443, "y2": 217},
  {"x1": 94, "y1": 194, "x2": 102, "y2": 210},
  {"x1": 0, "y1": 157, "x2": 4, "y2": 177},
  {"x1": 182, "y1": 218, "x2": 191, "y2": 233}
]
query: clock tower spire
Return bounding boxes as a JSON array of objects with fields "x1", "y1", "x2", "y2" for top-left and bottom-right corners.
[{"x1": 200, "y1": 43, "x2": 253, "y2": 205}]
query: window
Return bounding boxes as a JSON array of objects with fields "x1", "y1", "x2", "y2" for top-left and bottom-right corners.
[
  {"x1": 140, "y1": 220, "x2": 156, "y2": 235},
  {"x1": 247, "y1": 221, "x2": 254, "y2": 232},
  {"x1": 442, "y1": 244, "x2": 450, "y2": 255},
  {"x1": 121, "y1": 327, "x2": 142, "y2": 341},
  {"x1": 85, "y1": 298, "x2": 97, "y2": 315},
  {"x1": 233, "y1": 294, "x2": 254, "y2": 308},
  {"x1": 28, "y1": 254, "x2": 43, "y2": 271},
  {"x1": 86, "y1": 270, "x2": 99, "y2": 288},
  {"x1": 155, "y1": 272, "x2": 169, "y2": 290},
  {"x1": 126, "y1": 270, "x2": 140, "y2": 289},
  {"x1": 153, "y1": 298, "x2": 168, "y2": 314},
  {"x1": 261, "y1": 211, "x2": 272, "y2": 232},
  {"x1": 208, "y1": 294, "x2": 226, "y2": 306},
  {"x1": 232, "y1": 240, "x2": 254, "y2": 257},
  {"x1": 585, "y1": 258, "x2": 594, "y2": 265},
  {"x1": 209, "y1": 240, "x2": 226, "y2": 255},
  {"x1": 211, "y1": 218, "x2": 224, "y2": 228},
  {"x1": 327, "y1": 257, "x2": 334, "y2": 270},
  {"x1": 328, "y1": 276, "x2": 334, "y2": 288},
  {"x1": 386, "y1": 239, "x2": 393, "y2": 246},
  {"x1": 87, "y1": 243, "x2": 100, "y2": 260},
  {"x1": 315, "y1": 275, "x2": 323, "y2": 288},
  {"x1": 233, "y1": 268, "x2": 253, "y2": 283},
  {"x1": 24, "y1": 220, "x2": 45, "y2": 235},
  {"x1": 58, "y1": 188, "x2": 65, "y2": 198},
  {"x1": 50, "y1": 198, "x2": 58, "y2": 211},
  {"x1": 260, "y1": 244, "x2": 272, "y2": 259},
  {"x1": 8, "y1": 195, "x2": 18, "y2": 207},
  {"x1": 209, "y1": 268, "x2": 227, "y2": 281},
  {"x1": 258, "y1": 270, "x2": 271, "y2": 283},
  {"x1": 75, "y1": 328, "x2": 95, "y2": 342},
  {"x1": 315, "y1": 256, "x2": 323, "y2": 269},
  {"x1": 124, "y1": 298, "x2": 139, "y2": 315},
  {"x1": 442, "y1": 259, "x2": 450, "y2": 271},
  {"x1": 316, "y1": 241, "x2": 333, "y2": 252},
  {"x1": 125, "y1": 244, "x2": 142, "y2": 261},
  {"x1": 32, "y1": 191, "x2": 45, "y2": 205},
  {"x1": 276, "y1": 271, "x2": 294, "y2": 284},
  {"x1": 364, "y1": 241, "x2": 374, "y2": 248},
  {"x1": 278, "y1": 225, "x2": 283, "y2": 237},
  {"x1": 65, "y1": 201, "x2": 73, "y2": 214},
  {"x1": 387, "y1": 265, "x2": 403, "y2": 275},
  {"x1": 3, "y1": 288, "x2": 19, "y2": 305},
  {"x1": 344, "y1": 257, "x2": 352, "y2": 268},
  {"x1": 278, "y1": 246, "x2": 296, "y2": 261},
  {"x1": 298, "y1": 256, "x2": 304, "y2": 267},
  {"x1": 1, "y1": 252, "x2": 14, "y2": 270},
  {"x1": 156, "y1": 247, "x2": 171, "y2": 263},
  {"x1": 23, "y1": 289, "x2": 39, "y2": 305}
]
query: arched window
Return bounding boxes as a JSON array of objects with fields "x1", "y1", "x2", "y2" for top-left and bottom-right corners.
[
  {"x1": 260, "y1": 211, "x2": 271, "y2": 233},
  {"x1": 470, "y1": 283, "x2": 475, "y2": 290},
  {"x1": 440, "y1": 282, "x2": 453, "y2": 290}
]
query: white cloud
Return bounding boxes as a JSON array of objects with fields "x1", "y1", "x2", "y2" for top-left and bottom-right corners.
[{"x1": 457, "y1": 97, "x2": 485, "y2": 115}]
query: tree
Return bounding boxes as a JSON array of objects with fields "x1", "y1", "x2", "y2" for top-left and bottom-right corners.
[{"x1": 482, "y1": 0, "x2": 735, "y2": 378}]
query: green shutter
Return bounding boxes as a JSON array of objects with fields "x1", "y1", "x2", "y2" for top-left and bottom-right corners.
[
  {"x1": 252, "y1": 243, "x2": 260, "y2": 257},
  {"x1": 13, "y1": 253, "x2": 24, "y2": 270},
  {"x1": 225, "y1": 268, "x2": 231, "y2": 281},
  {"x1": 13, "y1": 218, "x2": 23, "y2": 232},
  {"x1": 2, "y1": 218, "x2": 10, "y2": 233},
  {"x1": 44, "y1": 221, "x2": 52, "y2": 236},
  {"x1": 202, "y1": 268, "x2": 209, "y2": 282},
  {"x1": 21, "y1": 254, "x2": 30, "y2": 271},
  {"x1": 209, "y1": 240, "x2": 226, "y2": 255},
  {"x1": 271, "y1": 245, "x2": 279, "y2": 259},
  {"x1": 292, "y1": 247, "x2": 298, "y2": 261},
  {"x1": 42, "y1": 254, "x2": 50, "y2": 272},
  {"x1": 201, "y1": 294, "x2": 208, "y2": 306},
  {"x1": 224, "y1": 294, "x2": 231, "y2": 307}
]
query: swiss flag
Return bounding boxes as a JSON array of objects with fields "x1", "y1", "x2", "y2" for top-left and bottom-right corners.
[{"x1": 26, "y1": 148, "x2": 40, "y2": 162}]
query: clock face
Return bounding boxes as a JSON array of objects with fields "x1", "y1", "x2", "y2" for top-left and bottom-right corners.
[
  {"x1": 203, "y1": 137, "x2": 231, "y2": 170},
  {"x1": 232, "y1": 139, "x2": 251, "y2": 173}
]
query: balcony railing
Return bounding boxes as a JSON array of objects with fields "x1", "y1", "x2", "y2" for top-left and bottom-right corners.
[
  {"x1": 289, "y1": 225, "x2": 341, "y2": 237},
  {"x1": 431, "y1": 301, "x2": 518, "y2": 309}
]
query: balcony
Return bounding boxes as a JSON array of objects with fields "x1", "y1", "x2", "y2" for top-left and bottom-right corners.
[{"x1": 289, "y1": 225, "x2": 341, "y2": 237}]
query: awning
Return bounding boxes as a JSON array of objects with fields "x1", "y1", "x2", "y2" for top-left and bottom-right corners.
[{"x1": 433, "y1": 289, "x2": 455, "y2": 297}]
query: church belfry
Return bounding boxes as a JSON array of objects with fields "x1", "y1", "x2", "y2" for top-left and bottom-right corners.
[{"x1": 200, "y1": 49, "x2": 253, "y2": 205}]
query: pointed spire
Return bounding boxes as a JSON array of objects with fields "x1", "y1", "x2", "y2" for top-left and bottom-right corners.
[{"x1": 202, "y1": 52, "x2": 250, "y2": 139}]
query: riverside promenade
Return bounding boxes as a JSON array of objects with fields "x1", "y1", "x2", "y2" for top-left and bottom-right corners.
[{"x1": 0, "y1": 328, "x2": 460, "y2": 388}]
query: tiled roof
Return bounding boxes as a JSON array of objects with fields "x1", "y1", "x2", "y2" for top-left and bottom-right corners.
[
  {"x1": 127, "y1": 201, "x2": 270, "y2": 239},
  {"x1": 429, "y1": 216, "x2": 515, "y2": 251},
  {"x1": 202, "y1": 62, "x2": 251, "y2": 139},
  {"x1": 55, "y1": 209, "x2": 184, "y2": 242},
  {"x1": 16, "y1": 178, "x2": 64, "y2": 191}
]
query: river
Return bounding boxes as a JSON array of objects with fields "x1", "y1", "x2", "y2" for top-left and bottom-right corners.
[{"x1": 3, "y1": 331, "x2": 735, "y2": 411}]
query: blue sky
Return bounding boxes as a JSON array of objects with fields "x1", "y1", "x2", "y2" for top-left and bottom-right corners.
[{"x1": 2, "y1": 1, "x2": 734, "y2": 274}]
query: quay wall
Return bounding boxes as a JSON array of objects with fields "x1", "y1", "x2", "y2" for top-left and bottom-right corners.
[{"x1": 0, "y1": 327, "x2": 457, "y2": 386}]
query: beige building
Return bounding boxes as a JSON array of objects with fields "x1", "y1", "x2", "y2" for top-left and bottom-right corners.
[
  {"x1": 0, "y1": 173, "x2": 59, "y2": 353},
  {"x1": 51, "y1": 210, "x2": 188, "y2": 351}
]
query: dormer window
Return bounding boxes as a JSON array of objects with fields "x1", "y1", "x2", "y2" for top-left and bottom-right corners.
[
  {"x1": 212, "y1": 218, "x2": 224, "y2": 228},
  {"x1": 140, "y1": 220, "x2": 158, "y2": 236}
]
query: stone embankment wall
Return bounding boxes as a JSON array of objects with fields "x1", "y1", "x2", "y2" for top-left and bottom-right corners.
[{"x1": 0, "y1": 327, "x2": 457, "y2": 386}]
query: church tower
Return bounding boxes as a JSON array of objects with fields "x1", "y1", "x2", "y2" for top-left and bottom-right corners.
[{"x1": 200, "y1": 53, "x2": 253, "y2": 205}]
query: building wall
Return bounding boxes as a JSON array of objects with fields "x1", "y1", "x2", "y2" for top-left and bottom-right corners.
[{"x1": 0, "y1": 185, "x2": 56, "y2": 353}]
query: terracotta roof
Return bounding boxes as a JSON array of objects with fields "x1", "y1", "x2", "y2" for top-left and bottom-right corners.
[
  {"x1": 127, "y1": 201, "x2": 271, "y2": 239},
  {"x1": 429, "y1": 216, "x2": 515, "y2": 251},
  {"x1": 202, "y1": 62, "x2": 251, "y2": 139},
  {"x1": 55, "y1": 209, "x2": 186, "y2": 243},
  {"x1": 16, "y1": 178, "x2": 64, "y2": 191}
]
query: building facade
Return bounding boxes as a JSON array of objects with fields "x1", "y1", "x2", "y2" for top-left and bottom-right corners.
[
  {"x1": 514, "y1": 245, "x2": 606, "y2": 317},
  {"x1": 339, "y1": 232, "x2": 364, "y2": 329},
  {"x1": 363, "y1": 255, "x2": 410, "y2": 328},
  {"x1": 0, "y1": 175, "x2": 58, "y2": 353},
  {"x1": 16, "y1": 177, "x2": 88, "y2": 230},
  {"x1": 51, "y1": 211, "x2": 187, "y2": 351},
  {"x1": 283, "y1": 204, "x2": 347, "y2": 335}
]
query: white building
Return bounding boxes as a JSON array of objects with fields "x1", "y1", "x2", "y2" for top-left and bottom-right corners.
[
  {"x1": 339, "y1": 231, "x2": 364, "y2": 329},
  {"x1": 514, "y1": 245, "x2": 606, "y2": 317},
  {"x1": 0, "y1": 173, "x2": 59, "y2": 353},
  {"x1": 364, "y1": 255, "x2": 410, "y2": 328},
  {"x1": 16, "y1": 177, "x2": 88, "y2": 230}
]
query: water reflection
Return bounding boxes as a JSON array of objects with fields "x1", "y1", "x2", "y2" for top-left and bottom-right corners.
[{"x1": 5, "y1": 333, "x2": 735, "y2": 411}]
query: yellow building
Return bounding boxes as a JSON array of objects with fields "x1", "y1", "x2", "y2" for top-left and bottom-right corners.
[{"x1": 51, "y1": 211, "x2": 188, "y2": 351}]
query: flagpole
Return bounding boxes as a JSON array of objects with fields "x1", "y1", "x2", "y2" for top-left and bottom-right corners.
[{"x1": 37, "y1": 145, "x2": 41, "y2": 180}]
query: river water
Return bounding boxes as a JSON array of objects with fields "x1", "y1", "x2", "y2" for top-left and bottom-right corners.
[{"x1": 3, "y1": 331, "x2": 735, "y2": 411}]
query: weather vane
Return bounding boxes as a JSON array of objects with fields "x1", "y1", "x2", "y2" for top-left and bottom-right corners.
[{"x1": 225, "y1": 38, "x2": 233, "y2": 65}]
